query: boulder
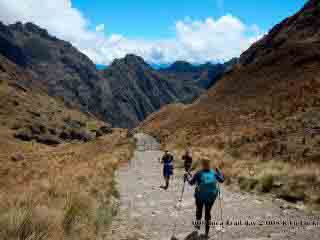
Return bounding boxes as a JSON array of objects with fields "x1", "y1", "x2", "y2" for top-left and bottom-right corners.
[{"x1": 11, "y1": 153, "x2": 25, "y2": 162}]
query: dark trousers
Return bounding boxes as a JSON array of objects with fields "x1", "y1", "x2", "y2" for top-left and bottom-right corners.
[
  {"x1": 184, "y1": 161, "x2": 192, "y2": 173},
  {"x1": 195, "y1": 198, "x2": 215, "y2": 235}
]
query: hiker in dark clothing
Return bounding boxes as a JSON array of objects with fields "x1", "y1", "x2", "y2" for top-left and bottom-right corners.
[
  {"x1": 182, "y1": 149, "x2": 193, "y2": 173},
  {"x1": 184, "y1": 159, "x2": 224, "y2": 238},
  {"x1": 160, "y1": 150, "x2": 174, "y2": 190}
]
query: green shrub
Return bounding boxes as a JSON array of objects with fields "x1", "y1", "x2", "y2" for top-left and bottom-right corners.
[
  {"x1": 238, "y1": 177, "x2": 258, "y2": 192},
  {"x1": 14, "y1": 128, "x2": 34, "y2": 141},
  {"x1": 259, "y1": 175, "x2": 274, "y2": 193}
]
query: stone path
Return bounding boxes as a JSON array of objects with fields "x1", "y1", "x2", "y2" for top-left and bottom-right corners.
[{"x1": 109, "y1": 133, "x2": 320, "y2": 240}]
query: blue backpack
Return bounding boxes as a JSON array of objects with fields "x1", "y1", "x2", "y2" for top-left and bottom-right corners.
[{"x1": 196, "y1": 170, "x2": 218, "y2": 201}]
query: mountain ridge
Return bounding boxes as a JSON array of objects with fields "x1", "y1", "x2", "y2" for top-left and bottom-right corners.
[{"x1": 0, "y1": 21, "x2": 234, "y2": 128}]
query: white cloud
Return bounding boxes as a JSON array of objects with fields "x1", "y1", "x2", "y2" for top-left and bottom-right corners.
[
  {"x1": 0, "y1": 0, "x2": 263, "y2": 65},
  {"x1": 95, "y1": 24, "x2": 104, "y2": 32}
]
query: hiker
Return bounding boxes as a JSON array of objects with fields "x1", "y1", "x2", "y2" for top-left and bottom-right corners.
[
  {"x1": 159, "y1": 150, "x2": 174, "y2": 190},
  {"x1": 182, "y1": 149, "x2": 193, "y2": 173},
  {"x1": 184, "y1": 158, "x2": 224, "y2": 238}
]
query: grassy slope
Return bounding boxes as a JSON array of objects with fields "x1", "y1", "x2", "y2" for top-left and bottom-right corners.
[
  {"x1": 0, "y1": 127, "x2": 135, "y2": 239},
  {"x1": 138, "y1": 1, "x2": 320, "y2": 208},
  {"x1": 0, "y1": 56, "x2": 136, "y2": 239},
  {"x1": 0, "y1": 55, "x2": 110, "y2": 145}
]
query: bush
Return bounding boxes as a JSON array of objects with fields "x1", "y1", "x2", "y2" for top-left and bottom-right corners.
[
  {"x1": 60, "y1": 128, "x2": 93, "y2": 142},
  {"x1": 36, "y1": 134, "x2": 61, "y2": 146},
  {"x1": 14, "y1": 128, "x2": 34, "y2": 141},
  {"x1": 95, "y1": 129, "x2": 103, "y2": 138},
  {"x1": 258, "y1": 175, "x2": 274, "y2": 193},
  {"x1": 99, "y1": 126, "x2": 112, "y2": 135},
  {"x1": 95, "y1": 126, "x2": 113, "y2": 138},
  {"x1": 59, "y1": 129, "x2": 71, "y2": 140},
  {"x1": 70, "y1": 129, "x2": 93, "y2": 142},
  {"x1": 278, "y1": 186, "x2": 306, "y2": 203},
  {"x1": 238, "y1": 177, "x2": 259, "y2": 192},
  {"x1": 64, "y1": 119, "x2": 85, "y2": 129}
]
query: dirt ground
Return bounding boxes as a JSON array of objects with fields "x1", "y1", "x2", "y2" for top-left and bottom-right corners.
[{"x1": 108, "y1": 133, "x2": 320, "y2": 240}]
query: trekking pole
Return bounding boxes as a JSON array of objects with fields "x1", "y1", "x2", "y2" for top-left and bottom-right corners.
[
  {"x1": 217, "y1": 182, "x2": 224, "y2": 240},
  {"x1": 179, "y1": 176, "x2": 187, "y2": 202},
  {"x1": 218, "y1": 183, "x2": 223, "y2": 222},
  {"x1": 171, "y1": 175, "x2": 187, "y2": 239}
]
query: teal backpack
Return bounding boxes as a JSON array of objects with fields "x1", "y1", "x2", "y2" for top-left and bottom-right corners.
[{"x1": 196, "y1": 170, "x2": 218, "y2": 201}]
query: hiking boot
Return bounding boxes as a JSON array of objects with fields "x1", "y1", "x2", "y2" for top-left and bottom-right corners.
[
  {"x1": 199, "y1": 233, "x2": 209, "y2": 239},
  {"x1": 185, "y1": 230, "x2": 198, "y2": 240},
  {"x1": 170, "y1": 236, "x2": 179, "y2": 240}
]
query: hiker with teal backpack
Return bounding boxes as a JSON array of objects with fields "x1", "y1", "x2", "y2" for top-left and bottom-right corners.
[{"x1": 184, "y1": 158, "x2": 224, "y2": 238}]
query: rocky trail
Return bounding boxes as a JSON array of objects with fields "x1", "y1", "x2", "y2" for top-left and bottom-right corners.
[{"x1": 109, "y1": 133, "x2": 320, "y2": 240}]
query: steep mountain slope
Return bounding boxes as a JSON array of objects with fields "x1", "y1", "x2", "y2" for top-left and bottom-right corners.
[
  {"x1": 101, "y1": 55, "x2": 233, "y2": 128},
  {"x1": 0, "y1": 21, "x2": 231, "y2": 128},
  {"x1": 102, "y1": 55, "x2": 180, "y2": 127},
  {"x1": 0, "y1": 56, "x2": 134, "y2": 238},
  {"x1": 139, "y1": 0, "x2": 320, "y2": 205},
  {"x1": 0, "y1": 54, "x2": 111, "y2": 145},
  {"x1": 0, "y1": 43, "x2": 135, "y2": 240},
  {"x1": 0, "y1": 21, "x2": 118, "y2": 123}
]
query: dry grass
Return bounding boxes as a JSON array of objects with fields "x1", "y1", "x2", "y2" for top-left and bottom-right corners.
[
  {"x1": 137, "y1": 41, "x2": 320, "y2": 209},
  {"x1": 0, "y1": 128, "x2": 135, "y2": 240},
  {"x1": 168, "y1": 144, "x2": 320, "y2": 209}
]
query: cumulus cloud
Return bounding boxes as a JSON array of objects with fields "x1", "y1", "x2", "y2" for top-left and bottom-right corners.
[{"x1": 0, "y1": 0, "x2": 264, "y2": 65}]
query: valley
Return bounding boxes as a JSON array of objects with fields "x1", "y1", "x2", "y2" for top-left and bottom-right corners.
[{"x1": 0, "y1": 0, "x2": 319, "y2": 239}]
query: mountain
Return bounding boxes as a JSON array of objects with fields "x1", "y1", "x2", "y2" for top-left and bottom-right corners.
[
  {"x1": 101, "y1": 55, "x2": 234, "y2": 127},
  {"x1": 0, "y1": 21, "x2": 118, "y2": 122},
  {"x1": 138, "y1": 0, "x2": 320, "y2": 204},
  {"x1": 0, "y1": 53, "x2": 112, "y2": 145},
  {"x1": 100, "y1": 55, "x2": 201, "y2": 127},
  {"x1": 0, "y1": 53, "x2": 135, "y2": 240},
  {"x1": 160, "y1": 58, "x2": 237, "y2": 89},
  {"x1": 0, "y1": 22, "x2": 233, "y2": 128}
]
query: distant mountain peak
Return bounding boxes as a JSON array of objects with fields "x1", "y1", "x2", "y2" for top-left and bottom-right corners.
[
  {"x1": 109, "y1": 54, "x2": 151, "y2": 71},
  {"x1": 0, "y1": 20, "x2": 235, "y2": 129},
  {"x1": 166, "y1": 61, "x2": 195, "y2": 72},
  {"x1": 7, "y1": 21, "x2": 58, "y2": 42}
]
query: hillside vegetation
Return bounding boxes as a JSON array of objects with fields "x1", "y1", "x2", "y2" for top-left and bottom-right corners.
[
  {"x1": 138, "y1": 0, "x2": 320, "y2": 208},
  {"x1": 0, "y1": 55, "x2": 136, "y2": 239},
  {"x1": 0, "y1": 126, "x2": 135, "y2": 239},
  {"x1": 0, "y1": 55, "x2": 113, "y2": 145}
]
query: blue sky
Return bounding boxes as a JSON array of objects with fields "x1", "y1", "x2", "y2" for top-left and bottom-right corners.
[
  {"x1": 74, "y1": 0, "x2": 307, "y2": 39},
  {"x1": 0, "y1": 0, "x2": 308, "y2": 64}
]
